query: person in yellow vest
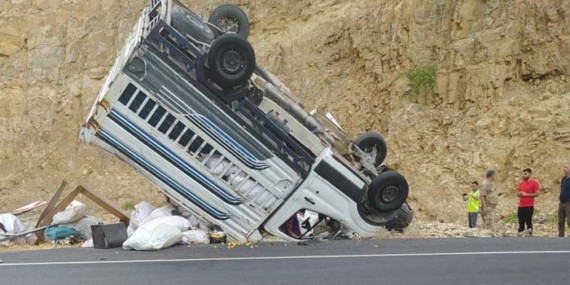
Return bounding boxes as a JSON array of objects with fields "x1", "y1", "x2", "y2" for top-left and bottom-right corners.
[{"x1": 462, "y1": 181, "x2": 481, "y2": 228}]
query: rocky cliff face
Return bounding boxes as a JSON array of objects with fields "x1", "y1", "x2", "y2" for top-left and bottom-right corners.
[{"x1": 1, "y1": 0, "x2": 569, "y2": 225}]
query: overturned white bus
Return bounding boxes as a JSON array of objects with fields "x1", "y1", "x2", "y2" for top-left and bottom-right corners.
[{"x1": 80, "y1": 0, "x2": 412, "y2": 242}]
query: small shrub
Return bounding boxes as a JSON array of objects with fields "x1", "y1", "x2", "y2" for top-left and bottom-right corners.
[
  {"x1": 503, "y1": 209, "x2": 542, "y2": 224},
  {"x1": 400, "y1": 64, "x2": 438, "y2": 104},
  {"x1": 503, "y1": 212, "x2": 518, "y2": 224},
  {"x1": 121, "y1": 201, "x2": 135, "y2": 211}
]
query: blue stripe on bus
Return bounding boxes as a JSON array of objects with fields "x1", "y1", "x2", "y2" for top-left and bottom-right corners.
[
  {"x1": 98, "y1": 130, "x2": 229, "y2": 220},
  {"x1": 109, "y1": 110, "x2": 243, "y2": 205},
  {"x1": 188, "y1": 114, "x2": 269, "y2": 170}
]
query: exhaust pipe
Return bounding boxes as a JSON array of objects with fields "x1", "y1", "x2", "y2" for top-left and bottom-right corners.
[
  {"x1": 255, "y1": 63, "x2": 277, "y2": 87},
  {"x1": 263, "y1": 82, "x2": 335, "y2": 145}
]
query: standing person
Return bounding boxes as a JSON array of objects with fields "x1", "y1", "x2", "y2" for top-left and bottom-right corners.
[
  {"x1": 480, "y1": 170, "x2": 499, "y2": 230},
  {"x1": 517, "y1": 168, "x2": 540, "y2": 236},
  {"x1": 558, "y1": 163, "x2": 570, "y2": 237},
  {"x1": 462, "y1": 181, "x2": 481, "y2": 228}
]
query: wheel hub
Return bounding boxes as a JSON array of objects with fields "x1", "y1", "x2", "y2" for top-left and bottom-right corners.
[
  {"x1": 221, "y1": 49, "x2": 244, "y2": 74},
  {"x1": 352, "y1": 144, "x2": 378, "y2": 176},
  {"x1": 364, "y1": 145, "x2": 378, "y2": 162},
  {"x1": 216, "y1": 16, "x2": 239, "y2": 33},
  {"x1": 381, "y1": 185, "x2": 399, "y2": 203}
]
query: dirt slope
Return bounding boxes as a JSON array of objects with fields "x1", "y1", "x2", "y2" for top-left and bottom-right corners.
[{"x1": 1, "y1": 0, "x2": 569, "y2": 226}]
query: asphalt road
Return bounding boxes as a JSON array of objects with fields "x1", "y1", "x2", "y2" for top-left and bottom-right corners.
[{"x1": 1, "y1": 238, "x2": 570, "y2": 285}]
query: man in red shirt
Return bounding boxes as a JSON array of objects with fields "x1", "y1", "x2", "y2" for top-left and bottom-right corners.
[{"x1": 517, "y1": 168, "x2": 540, "y2": 236}]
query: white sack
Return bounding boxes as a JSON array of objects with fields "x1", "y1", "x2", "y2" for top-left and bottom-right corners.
[
  {"x1": 61, "y1": 216, "x2": 101, "y2": 238},
  {"x1": 123, "y1": 224, "x2": 182, "y2": 251},
  {"x1": 52, "y1": 200, "x2": 87, "y2": 224},
  {"x1": 25, "y1": 233, "x2": 38, "y2": 246},
  {"x1": 179, "y1": 209, "x2": 194, "y2": 218},
  {"x1": 140, "y1": 205, "x2": 174, "y2": 226},
  {"x1": 171, "y1": 205, "x2": 205, "y2": 231},
  {"x1": 198, "y1": 222, "x2": 209, "y2": 233},
  {"x1": 0, "y1": 214, "x2": 27, "y2": 246},
  {"x1": 139, "y1": 216, "x2": 193, "y2": 232},
  {"x1": 178, "y1": 211, "x2": 209, "y2": 236},
  {"x1": 127, "y1": 224, "x2": 136, "y2": 238},
  {"x1": 127, "y1": 202, "x2": 156, "y2": 237},
  {"x1": 181, "y1": 230, "x2": 210, "y2": 245},
  {"x1": 184, "y1": 214, "x2": 201, "y2": 229}
]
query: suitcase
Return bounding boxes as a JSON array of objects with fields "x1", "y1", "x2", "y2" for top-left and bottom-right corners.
[{"x1": 91, "y1": 223, "x2": 128, "y2": 249}]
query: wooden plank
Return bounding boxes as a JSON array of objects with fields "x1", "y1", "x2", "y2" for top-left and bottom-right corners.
[
  {"x1": 35, "y1": 180, "x2": 67, "y2": 228},
  {"x1": 35, "y1": 184, "x2": 130, "y2": 244},
  {"x1": 79, "y1": 185, "x2": 130, "y2": 225},
  {"x1": 38, "y1": 186, "x2": 83, "y2": 227},
  {"x1": 35, "y1": 186, "x2": 82, "y2": 244}
]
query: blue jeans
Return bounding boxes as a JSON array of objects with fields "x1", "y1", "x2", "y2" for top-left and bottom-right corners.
[{"x1": 468, "y1": 212, "x2": 478, "y2": 228}]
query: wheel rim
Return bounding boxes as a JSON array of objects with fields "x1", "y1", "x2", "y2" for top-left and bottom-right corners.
[
  {"x1": 381, "y1": 185, "x2": 400, "y2": 203},
  {"x1": 216, "y1": 16, "x2": 240, "y2": 34},
  {"x1": 218, "y1": 48, "x2": 245, "y2": 76}
]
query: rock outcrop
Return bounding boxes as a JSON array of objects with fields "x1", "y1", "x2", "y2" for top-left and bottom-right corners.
[{"x1": 1, "y1": 0, "x2": 569, "y2": 227}]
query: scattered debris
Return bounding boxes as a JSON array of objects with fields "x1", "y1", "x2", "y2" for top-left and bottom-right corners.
[
  {"x1": 12, "y1": 200, "x2": 47, "y2": 216},
  {"x1": 171, "y1": 203, "x2": 209, "y2": 233},
  {"x1": 181, "y1": 230, "x2": 209, "y2": 245},
  {"x1": 298, "y1": 237, "x2": 328, "y2": 246},
  {"x1": 52, "y1": 201, "x2": 87, "y2": 225},
  {"x1": 11, "y1": 183, "x2": 548, "y2": 251},
  {"x1": 44, "y1": 226, "x2": 82, "y2": 242},
  {"x1": 60, "y1": 216, "x2": 101, "y2": 239},
  {"x1": 209, "y1": 230, "x2": 226, "y2": 244},
  {"x1": 82, "y1": 237, "x2": 94, "y2": 248},
  {"x1": 35, "y1": 183, "x2": 130, "y2": 244},
  {"x1": 0, "y1": 223, "x2": 49, "y2": 246},
  {"x1": 0, "y1": 213, "x2": 28, "y2": 246},
  {"x1": 92, "y1": 223, "x2": 128, "y2": 249},
  {"x1": 386, "y1": 221, "x2": 495, "y2": 239},
  {"x1": 317, "y1": 231, "x2": 330, "y2": 239},
  {"x1": 123, "y1": 201, "x2": 205, "y2": 250},
  {"x1": 0, "y1": 181, "x2": 135, "y2": 249},
  {"x1": 123, "y1": 223, "x2": 182, "y2": 251},
  {"x1": 126, "y1": 202, "x2": 155, "y2": 237}
]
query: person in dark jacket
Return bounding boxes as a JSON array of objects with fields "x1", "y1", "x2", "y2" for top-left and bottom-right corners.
[{"x1": 558, "y1": 163, "x2": 570, "y2": 237}]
